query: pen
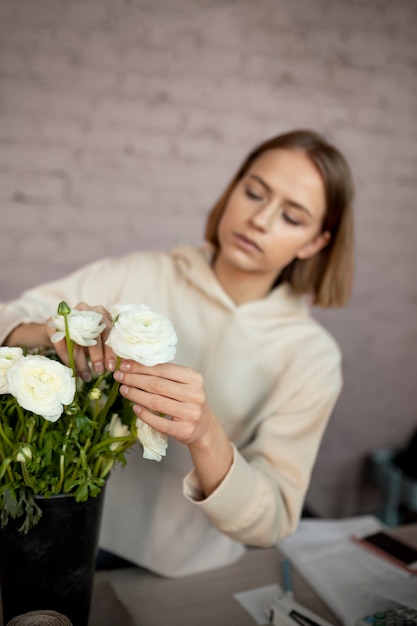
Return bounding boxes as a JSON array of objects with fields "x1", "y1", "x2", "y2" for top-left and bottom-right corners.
[{"x1": 281, "y1": 559, "x2": 294, "y2": 600}]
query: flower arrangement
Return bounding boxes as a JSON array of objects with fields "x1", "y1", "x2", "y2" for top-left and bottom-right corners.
[{"x1": 0, "y1": 301, "x2": 177, "y2": 533}]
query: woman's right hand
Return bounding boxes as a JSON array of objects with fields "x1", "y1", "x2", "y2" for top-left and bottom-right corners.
[
  {"x1": 4, "y1": 322, "x2": 51, "y2": 351},
  {"x1": 5, "y1": 302, "x2": 117, "y2": 382}
]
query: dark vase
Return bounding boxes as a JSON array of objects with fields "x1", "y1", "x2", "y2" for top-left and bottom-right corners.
[{"x1": 0, "y1": 486, "x2": 106, "y2": 626}]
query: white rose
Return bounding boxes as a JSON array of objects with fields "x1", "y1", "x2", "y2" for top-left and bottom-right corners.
[
  {"x1": 106, "y1": 304, "x2": 177, "y2": 366},
  {"x1": 49, "y1": 309, "x2": 106, "y2": 347},
  {"x1": 0, "y1": 347, "x2": 23, "y2": 393},
  {"x1": 106, "y1": 413, "x2": 131, "y2": 451},
  {"x1": 136, "y1": 418, "x2": 168, "y2": 462},
  {"x1": 7, "y1": 355, "x2": 76, "y2": 422}
]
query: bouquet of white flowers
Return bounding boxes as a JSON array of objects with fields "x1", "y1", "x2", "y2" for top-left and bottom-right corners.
[{"x1": 0, "y1": 301, "x2": 177, "y2": 532}]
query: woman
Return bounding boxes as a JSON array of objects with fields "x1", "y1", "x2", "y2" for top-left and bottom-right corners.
[{"x1": 0, "y1": 129, "x2": 354, "y2": 577}]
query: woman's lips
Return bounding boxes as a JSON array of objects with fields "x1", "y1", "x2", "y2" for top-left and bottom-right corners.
[{"x1": 233, "y1": 233, "x2": 262, "y2": 253}]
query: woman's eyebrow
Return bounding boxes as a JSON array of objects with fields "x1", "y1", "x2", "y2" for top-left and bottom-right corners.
[
  {"x1": 248, "y1": 174, "x2": 313, "y2": 217},
  {"x1": 248, "y1": 174, "x2": 272, "y2": 193},
  {"x1": 286, "y1": 199, "x2": 313, "y2": 217}
]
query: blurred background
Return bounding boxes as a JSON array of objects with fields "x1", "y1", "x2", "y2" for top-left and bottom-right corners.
[{"x1": 0, "y1": 0, "x2": 416, "y2": 520}]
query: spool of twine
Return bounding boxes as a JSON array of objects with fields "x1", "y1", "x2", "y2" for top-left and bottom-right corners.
[{"x1": 6, "y1": 610, "x2": 73, "y2": 626}]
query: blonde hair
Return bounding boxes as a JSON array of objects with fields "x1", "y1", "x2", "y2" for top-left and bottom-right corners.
[{"x1": 205, "y1": 130, "x2": 354, "y2": 308}]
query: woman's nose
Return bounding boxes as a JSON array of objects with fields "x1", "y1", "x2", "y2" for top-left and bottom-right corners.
[{"x1": 250, "y1": 201, "x2": 277, "y2": 231}]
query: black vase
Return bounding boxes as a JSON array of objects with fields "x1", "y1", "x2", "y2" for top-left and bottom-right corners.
[{"x1": 0, "y1": 486, "x2": 106, "y2": 626}]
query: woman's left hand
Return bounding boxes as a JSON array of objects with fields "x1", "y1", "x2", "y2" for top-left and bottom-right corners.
[
  {"x1": 113, "y1": 359, "x2": 234, "y2": 496},
  {"x1": 113, "y1": 360, "x2": 214, "y2": 446}
]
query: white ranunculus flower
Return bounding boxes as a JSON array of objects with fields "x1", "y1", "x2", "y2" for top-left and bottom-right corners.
[
  {"x1": 7, "y1": 355, "x2": 76, "y2": 422},
  {"x1": 106, "y1": 304, "x2": 177, "y2": 366},
  {"x1": 107, "y1": 413, "x2": 131, "y2": 451},
  {"x1": 108, "y1": 303, "x2": 143, "y2": 320},
  {"x1": 49, "y1": 309, "x2": 106, "y2": 347},
  {"x1": 0, "y1": 347, "x2": 24, "y2": 394},
  {"x1": 136, "y1": 418, "x2": 168, "y2": 462}
]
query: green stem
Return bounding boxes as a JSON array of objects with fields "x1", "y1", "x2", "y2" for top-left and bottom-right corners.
[
  {"x1": 81, "y1": 396, "x2": 93, "y2": 415},
  {"x1": 93, "y1": 456, "x2": 102, "y2": 477},
  {"x1": 13, "y1": 398, "x2": 28, "y2": 442},
  {"x1": 6, "y1": 464, "x2": 15, "y2": 483},
  {"x1": 55, "y1": 424, "x2": 72, "y2": 493},
  {"x1": 38, "y1": 419, "x2": 49, "y2": 448},
  {"x1": 0, "y1": 438, "x2": 16, "y2": 483},
  {"x1": 63, "y1": 314, "x2": 76, "y2": 376},
  {"x1": 64, "y1": 449, "x2": 90, "y2": 492},
  {"x1": 93, "y1": 371, "x2": 107, "y2": 388},
  {"x1": 99, "y1": 458, "x2": 114, "y2": 479},
  {"x1": 0, "y1": 422, "x2": 13, "y2": 449},
  {"x1": 88, "y1": 434, "x2": 135, "y2": 460},
  {"x1": 70, "y1": 433, "x2": 92, "y2": 481},
  {"x1": 92, "y1": 357, "x2": 121, "y2": 445},
  {"x1": 27, "y1": 422, "x2": 34, "y2": 444},
  {"x1": 21, "y1": 462, "x2": 32, "y2": 488},
  {"x1": 14, "y1": 423, "x2": 24, "y2": 443}
]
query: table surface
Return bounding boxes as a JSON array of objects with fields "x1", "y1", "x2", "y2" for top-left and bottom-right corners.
[
  {"x1": 90, "y1": 546, "x2": 339, "y2": 626},
  {"x1": 2, "y1": 523, "x2": 416, "y2": 626},
  {"x1": 88, "y1": 523, "x2": 417, "y2": 626}
]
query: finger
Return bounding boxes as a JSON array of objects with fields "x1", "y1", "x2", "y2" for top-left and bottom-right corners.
[
  {"x1": 133, "y1": 405, "x2": 197, "y2": 444},
  {"x1": 46, "y1": 319, "x2": 70, "y2": 364},
  {"x1": 49, "y1": 335, "x2": 70, "y2": 367},
  {"x1": 118, "y1": 383, "x2": 179, "y2": 415},
  {"x1": 119, "y1": 360, "x2": 197, "y2": 385},
  {"x1": 115, "y1": 369, "x2": 200, "y2": 405},
  {"x1": 72, "y1": 344, "x2": 92, "y2": 382},
  {"x1": 74, "y1": 302, "x2": 116, "y2": 373},
  {"x1": 118, "y1": 382, "x2": 202, "y2": 424},
  {"x1": 47, "y1": 323, "x2": 91, "y2": 381},
  {"x1": 87, "y1": 334, "x2": 106, "y2": 374}
]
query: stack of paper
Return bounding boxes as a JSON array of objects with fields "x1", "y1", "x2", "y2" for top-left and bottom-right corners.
[{"x1": 277, "y1": 515, "x2": 417, "y2": 626}]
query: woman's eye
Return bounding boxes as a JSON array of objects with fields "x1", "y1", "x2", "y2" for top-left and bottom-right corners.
[
  {"x1": 245, "y1": 189, "x2": 263, "y2": 201},
  {"x1": 282, "y1": 213, "x2": 301, "y2": 226}
]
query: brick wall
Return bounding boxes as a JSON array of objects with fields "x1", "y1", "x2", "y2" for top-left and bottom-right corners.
[{"x1": 1, "y1": 0, "x2": 416, "y2": 517}]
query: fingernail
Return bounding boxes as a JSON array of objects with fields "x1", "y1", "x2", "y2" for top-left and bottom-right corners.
[
  {"x1": 113, "y1": 370, "x2": 123, "y2": 382},
  {"x1": 107, "y1": 359, "x2": 116, "y2": 372},
  {"x1": 120, "y1": 385, "x2": 129, "y2": 396},
  {"x1": 133, "y1": 405, "x2": 142, "y2": 415},
  {"x1": 82, "y1": 371, "x2": 92, "y2": 382},
  {"x1": 94, "y1": 361, "x2": 104, "y2": 374},
  {"x1": 120, "y1": 361, "x2": 131, "y2": 371}
]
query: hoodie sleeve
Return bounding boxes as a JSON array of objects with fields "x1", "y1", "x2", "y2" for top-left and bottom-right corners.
[
  {"x1": 183, "y1": 341, "x2": 342, "y2": 547},
  {"x1": 0, "y1": 256, "x2": 134, "y2": 345}
]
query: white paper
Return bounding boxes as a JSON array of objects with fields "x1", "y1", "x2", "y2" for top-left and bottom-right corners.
[
  {"x1": 277, "y1": 516, "x2": 414, "y2": 626},
  {"x1": 234, "y1": 583, "x2": 281, "y2": 625},
  {"x1": 365, "y1": 578, "x2": 417, "y2": 610}
]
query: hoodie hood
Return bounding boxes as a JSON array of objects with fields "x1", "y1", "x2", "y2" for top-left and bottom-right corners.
[{"x1": 170, "y1": 243, "x2": 309, "y2": 320}]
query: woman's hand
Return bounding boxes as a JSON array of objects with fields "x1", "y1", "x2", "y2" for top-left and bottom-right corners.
[
  {"x1": 114, "y1": 360, "x2": 234, "y2": 496},
  {"x1": 47, "y1": 302, "x2": 117, "y2": 381},
  {"x1": 4, "y1": 322, "x2": 51, "y2": 350},
  {"x1": 114, "y1": 361, "x2": 212, "y2": 445}
]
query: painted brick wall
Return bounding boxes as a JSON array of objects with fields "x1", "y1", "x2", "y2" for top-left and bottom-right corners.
[{"x1": 1, "y1": 0, "x2": 416, "y2": 517}]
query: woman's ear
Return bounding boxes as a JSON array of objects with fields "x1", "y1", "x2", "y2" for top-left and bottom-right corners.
[{"x1": 297, "y1": 230, "x2": 331, "y2": 260}]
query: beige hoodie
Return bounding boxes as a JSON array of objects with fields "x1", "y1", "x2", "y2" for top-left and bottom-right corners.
[{"x1": 0, "y1": 245, "x2": 342, "y2": 576}]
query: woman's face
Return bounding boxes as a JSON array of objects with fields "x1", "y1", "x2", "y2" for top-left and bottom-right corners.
[{"x1": 215, "y1": 148, "x2": 330, "y2": 296}]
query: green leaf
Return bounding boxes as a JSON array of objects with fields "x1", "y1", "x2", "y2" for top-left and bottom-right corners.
[
  {"x1": 0, "y1": 458, "x2": 13, "y2": 481},
  {"x1": 0, "y1": 488, "x2": 42, "y2": 533}
]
